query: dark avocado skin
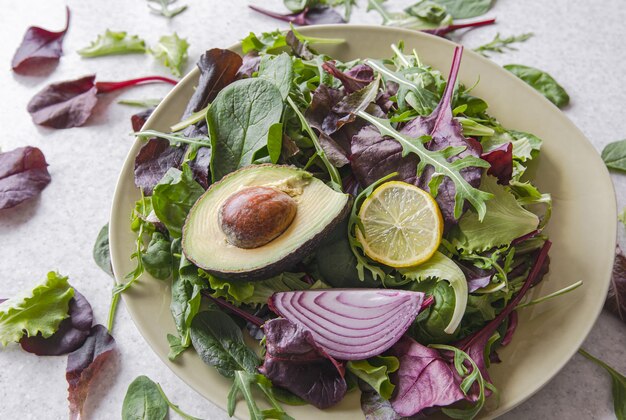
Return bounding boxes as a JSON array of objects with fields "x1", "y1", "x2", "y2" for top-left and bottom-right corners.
[
  {"x1": 182, "y1": 164, "x2": 352, "y2": 281},
  {"x1": 315, "y1": 222, "x2": 380, "y2": 288}
]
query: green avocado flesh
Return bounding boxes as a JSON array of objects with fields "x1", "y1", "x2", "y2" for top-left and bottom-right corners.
[{"x1": 182, "y1": 164, "x2": 351, "y2": 280}]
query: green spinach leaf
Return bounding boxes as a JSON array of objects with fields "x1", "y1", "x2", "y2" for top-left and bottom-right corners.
[
  {"x1": 208, "y1": 78, "x2": 284, "y2": 181},
  {"x1": 122, "y1": 376, "x2": 168, "y2": 420},
  {"x1": 151, "y1": 163, "x2": 204, "y2": 238},
  {"x1": 267, "y1": 123, "x2": 284, "y2": 164},
  {"x1": 602, "y1": 139, "x2": 626, "y2": 172},
  {"x1": 412, "y1": 280, "x2": 457, "y2": 343},
  {"x1": 141, "y1": 232, "x2": 172, "y2": 280},
  {"x1": 190, "y1": 310, "x2": 259, "y2": 378},
  {"x1": 258, "y1": 53, "x2": 294, "y2": 100},
  {"x1": 151, "y1": 33, "x2": 189, "y2": 77},
  {"x1": 78, "y1": 30, "x2": 146, "y2": 57},
  {"x1": 504, "y1": 64, "x2": 570, "y2": 108},
  {"x1": 579, "y1": 349, "x2": 626, "y2": 420},
  {"x1": 433, "y1": 0, "x2": 493, "y2": 19},
  {"x1": 347, "y1": 356, "x2": 399, "y2": 400},
  {"x1": 93, "y1": 223, "x2": 113, "y2": 277}
]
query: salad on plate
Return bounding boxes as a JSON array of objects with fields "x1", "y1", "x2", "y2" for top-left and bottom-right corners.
[{"x1": 124, "y1": 28, "x2": 554, "y2": 419}]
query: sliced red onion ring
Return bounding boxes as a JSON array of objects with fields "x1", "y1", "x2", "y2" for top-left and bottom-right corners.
[{"x1": 268, "y1": 289, "x2": 425, "y2": 360}]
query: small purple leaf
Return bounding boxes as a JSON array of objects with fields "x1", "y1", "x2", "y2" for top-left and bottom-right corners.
[
  {"x1": 606, "y1": 248, "x2": 626, "y2": 322},
  {"x1": 0, "y1": 146, "x2": 51, "y2": 210}
]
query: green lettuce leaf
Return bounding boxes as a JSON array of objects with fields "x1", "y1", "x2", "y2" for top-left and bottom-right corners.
[
  {"x1": 347, "y1": 356, "x2": 399, "y2": 400},
  {"x1": 151, "y1": 33, "x2": 189, "y2": 77},
  {"x1": 78, "y1": 30, "x2": 146, "y2": 57},
  {"x1": 509, "y1": 180, "x2": 552, "y2": 228},
  {"x1": 0, "y1": 272, "x2": 74, "y2": 346},
  {"x1": 399, "y1": 251, "x2": 467, "y2": 334},
  {"x1": 454, "y1": 176, "x2": 539, "y2": 252}
]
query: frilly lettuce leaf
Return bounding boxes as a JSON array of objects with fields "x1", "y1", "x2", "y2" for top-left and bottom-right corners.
[
  {"x1": 347, "y1": 356, "x2": 400, "y2": 400},
  {"x1": 0, "y1": 272, "x2": 74, "y2": 346},
  {"x1": 150, "y1": 33, "x2": 189, "y2": 77},
  {"x1": 454, "y1": 176, "x2": 539, "y2": 252},
  {"x1": 509, "y1": 180, "x2": 552, "y2": 228},
  {"x1": 78, "y1": 30, "x2": 146, "y2": 58},
  {"x1": 399, "y1": 251, "x2": 467, "y2": 334}
]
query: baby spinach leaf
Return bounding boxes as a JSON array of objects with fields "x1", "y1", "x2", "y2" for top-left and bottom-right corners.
[
  {"x1": 399, "y1": 251, "x2": 468, "y2": 334},
  {"x1": 93, "y1": 224, "x2": 113, "y2": 277},
  {"x1": 412, "y1": 281, "x2": 458, "y2": 343},
  {"x1": 208, "y1": 78, "x2": 284, "y2": 181},
  {"x1": 78, "y1": 30, "x2": 146, "y2": 57},
  {"x1": 151, "y1": 33, "x2": 189, "y2": 77},
  {"x1": 0, "y1": 146, "x2": 51, "y2": 210},
  {"x1": 190, "y1": 310, "x2": 259, "y2": 378},
  {"x1": 347, "y1": 356, "x2": 399, "y2": 400},
  {"x1": 151, "y1": 163, "x2": 204, "y2": 238},
  {"x1": 433, "y1": 0, "x2": 493, "y2": 19},
  {"x1": 455, "y1": 176, "x2": 540, "y2": 252},
  {"x1": 504, "y1": 64, "x2": 570, "y2": 108},
  {"x1": 579, "y1": 349, "x2": 626, "y2": 420},
  {"x1": 267, "y1": 123, "x2": 284, "y2": 164},
  {"x1": 602, "y1": 139, "x2": 626, "y2": 173},
  {"x1": 141, "y1": 232, "x2": 172, "y2": 280},
  {"x1": 258, "y1": 53, "x2": 294, "y2": 100},
  {"x1": 0, "y1": 272, "x2": 74, "y2": 346},
  {"x1": 122, "y1": 375, "x2": 168, "y2": 420}
]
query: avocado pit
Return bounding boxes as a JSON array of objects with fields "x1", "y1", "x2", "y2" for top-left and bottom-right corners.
[{"x1": 219, "y1": 186, "x2": 297, "y2": 249}]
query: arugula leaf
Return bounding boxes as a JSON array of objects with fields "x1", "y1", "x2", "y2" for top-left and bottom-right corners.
[
  {"x1": 190, "y1": 310, "x2": 259, "y2": 378},
  {"x1": 151, "y1": 163, "x2": 204, "y2": 238},
  {"x1": 347, "y1": 356, "x2": 399, "y2": 400},
  {"x1": 258, "y1": 53, "x2": 294, "y2": 100},
  {"x1": 141, "y1": 232, "x2": 172, "y2": 280},
  {"x1": 579, "y1": 349, "x2": 626, "y2": 420},
  {"x1": 474, "y1": 33, "x2": 534, "y2": 57},
  {"x1": 93, "y1": 223, "x2": 113, "y2": 277},
  {"x1": 399, "y1": 251, "x2": 468, "y2": 334},
  {"x1": 432, "y1": 0, "x2": 493, "y2": 19},
  {"x1": 455, "y1": 176, "x2": 540, "y2": 252},
  {"x1": 207, "y1": 78, "x2": 284, "y2": 181},
  {"x1": 0, "y1": 272, "x2": 74, "y2": 346},
  {"x1": 228, "y1": 371, "x2": 295, "y2": 420},
  {"x1": 122, "y1": 375, "x2": 201, "y2": 420},
  {"x1": 151, "y1": 33, "x2": 189, "y2": 77},
  {"x1": 147, "y1": 0, "x2": 188, "y2": 18},
  {"x1": 602, "y1": 139, "x2": 626, "y2": 172},
  {"x1": 78, "y1": 30, "x2": 146, "y2": 57},
  {"x1": 504, "y1": 64, "x2": 570, "y2": 108}
]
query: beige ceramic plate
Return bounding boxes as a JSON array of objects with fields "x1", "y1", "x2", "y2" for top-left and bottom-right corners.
[{"x1": 110, "y1": 25, "x2": 616, "y2": 419}]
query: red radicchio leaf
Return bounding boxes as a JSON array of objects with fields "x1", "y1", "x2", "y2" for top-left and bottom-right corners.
[
  {"x1": 27, "y1": 75, "x2": 177, "y2": 129},
  {"x1": 20, "y1": 290, "x2": 93, "y2": 356},
  {"x1": 11, "y1": 7, "x2": 70, "y2": 74},
  {"x1": 259, "y1": 318, "x2": 347, "y2": 409},
  {"x1": 0, "y1": 146, "x2": 51, "y2": 210},
  {"x1": 481, "y1": 142, "x2": 513, "y2": 185},
  {"x1": 322, "y1": 61, "x2": 375, "y2": 94},
  {"x1": 66, "y1": 324, "x2": 116, "y2": 420},
  {"x1": 248, "y1": 5, "x2": 344, "y2": 25},
  {"x1": 605, "y1": 247, "x2": 626, "y2": 322},
  {"x1": 134, "y1": 138, "x2": 186, "y2": 195},
  {"x1": 131, "y1": 108, "x2": 155, "y2": 132},
  {"x1": 388, "y1": 336, "x2": 466, "y2": 416}
]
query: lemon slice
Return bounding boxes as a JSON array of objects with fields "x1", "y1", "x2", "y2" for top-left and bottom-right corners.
[{"x1": 356, "y1": 181, "x2": 443, "y2": 268}]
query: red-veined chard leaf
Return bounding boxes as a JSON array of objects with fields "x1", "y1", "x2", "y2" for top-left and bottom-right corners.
[
  {"x1": 249, "y1": 5, "x2": 345, "y2": 25},
  {"x1": 606, "y1": 248, "x2": 626, "y2": 322},
  {"x1": 322, "y1": 61, "x2": 374, "y2": 94},
  {"x1": 0, "y1": 146, "x2": 51, "y2": 210},
  {"x1": 66, "y1": 324, "x2": 116, "y2": 420},
  {"x1": 11, "y1": 7, "x2": 70, "y2": 74},
  {"x1": 481, "y1": 142, "x2": 513, "y2": 185},
  {"x1": 131, "y1": 107, "x2": 155, "y2": 132}
]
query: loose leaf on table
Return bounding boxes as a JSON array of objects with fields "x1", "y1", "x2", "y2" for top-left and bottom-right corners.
[
  {"x1": 151, "y1": 33, "x2": 189, "y2": 77},
  {"x1": 620, "y1": 208, "x2": 626, "y2": 227},
  {"x1": 347, "y1": 356, "x2": 399, "y2": 400},
  {"x1": 66, "y1": 325, "x2": 116, "y2": 420},
  {"x1": 93, "y1": 223, "x2": 114, "y2": 277},
  {"x1": 78, "y1": 30, "x2": 146, "y2": 57},
  {"x1": 20, "y1": 290, "x2": 93, "y2": 356},
  {"x1": 579, "y1": 348, "x2": 626, "y2": 420},
  {"x1": 189, "y1": 310, "x2": 259, "y2": 378},
  {"x1": 602, "y1": 139, "x2": 626, "y2": 173},
  {"x1": 504, "y1": 64, "x2": 570, "y2": 108},
  {"x1": 259, "y1": 318, "x2": 347, "y2": 409},
  {"x1": 249, "y1": 5, "x2": 345, "y2": 26},
  {"x1": 0, "y1": 271, "x2": 74, "y2": 346},
  {"x1": 454, "y1": 176, "x2": 539, "y2": 252},
  {"x1": 432, "y1": 0, "x2": 493, "y2": 19},
  {"x1": 147, "y1": 0, "x2": 188, "y2": 18},
  {"x1": 606, "y1": 249, "x2": 626, "y2": 322},
  {"x1": 474, "y1": 33, "x2": 534, "y2": 57},
  {"x1": 134, "y1": 138, "x2": 186, "y2": 195},
  {"x1": 122, "y1": 375, "x2": 168, "y2": 420},
  {"x1": 0, "y1": 146, "x2": 51, "y2": 210},
  {"x1": 207, "y1": 78, "x2": 283, "y2": 181},
  {"x1": 11, "y1": 6, "x2": 70, "y2": 73}
]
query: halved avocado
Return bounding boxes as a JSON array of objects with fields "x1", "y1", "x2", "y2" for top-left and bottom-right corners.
[{"x1": 182, "y1": 164, "x2": 351, "y2": 280}]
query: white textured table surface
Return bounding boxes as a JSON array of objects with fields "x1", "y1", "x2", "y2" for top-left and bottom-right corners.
[{"x1": 1, "y1": 0, "x2": 625, "y2": 419}]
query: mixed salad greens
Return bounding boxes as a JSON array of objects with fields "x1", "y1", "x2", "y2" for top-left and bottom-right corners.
[{"x1": 119, "y1": 27, "x2": 561, "y2": 419}]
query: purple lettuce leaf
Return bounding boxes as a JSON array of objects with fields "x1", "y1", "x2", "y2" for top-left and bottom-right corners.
[
  {"x1": 305, "y1": 84, "x2": 346, "y2": 135},
  {"x1": 20, "y1": 290, "x2": 93, "y2": 356},
  {"x1": 131, "y1": 107, "x2": 155, "y2": 132},
  {"x1": 456, "y1": 261, "x2": 494, "y2": 293},
  {"x1": 500, "y1": 311, "x2": 518, "y2": 347},
  {"x1": 606, "y1": 248, "x2": 626, "y2": 322},
  {"x1": 0, "y1": 146, "x2": 51, "y2": 210},
  {"x1": 359, "y1": 382, "x2": 406, "y2": 420},
  {"x1": 66, "y1": 324, "x2": 116, "y2": 420},
  {"x1": 134, "y1": 138, "x2": 186, "y2": 195},
  {"x1": 259, "y1": 318, "x2": 347, "y2": 409},
  {"x1": 11, "y1": 7, "x2": 70, "y2": 74},
  {"x1": 322, "y1": 61, "x2": 374, "y2": 94},
  {"x1": 237, "y1": 53, "x2": 261, "y2": 79},
  {"x1": 481, "y1": 142, "x2": 513, "y2": 185},
  {"x1": 387, "y1": 336, "x2": 466, "y2": 416},
  {"x1": 187, "y1": 146, "x2": 212, "y2": 189}
]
